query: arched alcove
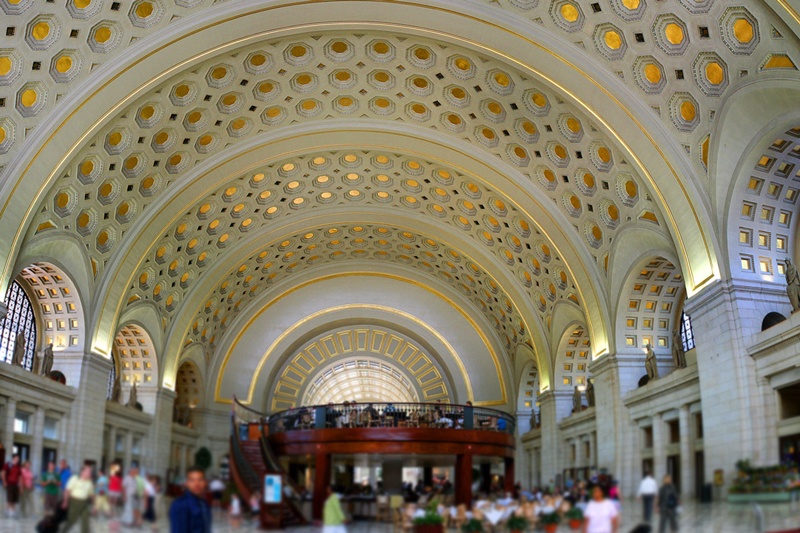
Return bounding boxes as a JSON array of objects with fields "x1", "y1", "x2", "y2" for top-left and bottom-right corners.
[
  {"x1": 615, "y1": 256, "x2": 686, "y2": 369},
  {"x1": 114, "y1": 323, "x2": 158, "y2": 390},
  {"x1": 553, "y1": 325, "x2": 592, "y2": 391},
  {"x1": 762, "y1": 311, "x2": 787, "y2": 331},
  {"x1": 9, "y1": 262, "x2": 86, "y2": 368},
  {"x1": 174, "y1": 360, "x2": 203, "y2": 427}
]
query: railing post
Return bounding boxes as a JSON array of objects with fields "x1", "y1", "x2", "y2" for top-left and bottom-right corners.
[{"x1": 464, "y1": 406, "x2": 474, "y2": 429}]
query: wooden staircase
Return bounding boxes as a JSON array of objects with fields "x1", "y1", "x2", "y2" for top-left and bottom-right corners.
[{"x1": 229, "y1": 408, "x2": 308, "y2": 528}]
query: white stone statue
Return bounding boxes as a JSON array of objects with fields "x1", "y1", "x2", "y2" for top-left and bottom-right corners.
[
  {"x1": 126, "y1": 381, "x2": 138, "y2": 408},
  {"x1": 786, "y1": 259, "x2": 800, "y2": 313},
  {"x1": 12, "y1": 331, "x2": 25, "y2": 367},
  {"x1": 644, "y1": 343, "x2": 659, "y2": 381},
  {"x1": 586, "y1": 379, "x2": 595, "y2": 407},
  {"x1": 672, "y1": 330, "x2": 686, "y2": 369},
  {"x1": 572, "y1": 385, "x2": 583, "y2": 414},
  {"x1": 41, "y1": 343, "x2": 54, "y2": 376}
]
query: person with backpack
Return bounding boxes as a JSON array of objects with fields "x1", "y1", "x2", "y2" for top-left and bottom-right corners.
[{"x1": 657, "y1": 474, "x2": 679, "y2": 533}]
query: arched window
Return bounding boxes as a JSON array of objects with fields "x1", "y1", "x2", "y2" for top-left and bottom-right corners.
[
  {"x1": 680, "y1": 311, "x2": 695, "y2": 352},
  {"x1": 0, "y1": 281, "x2": 38, "y2": 371}
]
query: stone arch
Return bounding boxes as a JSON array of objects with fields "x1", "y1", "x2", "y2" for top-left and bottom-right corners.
[
  {"x1": 712, "y1": 78, "x2": 800, "y2": 284},
  {"x1": 761, "y1": 311, "x2": 787, "y2": 331},
  {"x1": 614, "y1": 254, "x2": 686, "y2": 380},
  {"x1": 113, "y1": 323, "x2": 159, "y2": 399},
  {"x1": 8, "y1": 261, "x2": 86, "y2": 370},
  {"x1": 516, "y1": 359, "x2": 539, "y2": 412},
  {"x1": 553, "y1": 323, "x2": 592, "y2": 392},
  {"x1": 722, "y1": 120, "x2": 800, "y2": 299},
  {"x1": 174, "y1": 359, "x2": 203, "y2": 427}
]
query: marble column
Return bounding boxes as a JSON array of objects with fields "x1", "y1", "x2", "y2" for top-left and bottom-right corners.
[
  {"x1": 588, "y1": 353, "x2": 641, "y2": 496},
  {"x1": 652, "y1": 413, "x2": 665, "y2": 481},
  {"x1": 679, "y1": 405, "x2": 692, "y2": 498},
  {"x1": 178, "y1": 443, "x2": 187, "y2": 478},
  {"x1": 31, "y1": 406, "x2": 45, "y2": 474},
  {"x1": 107, "y1": 426, "x2": 117, "y2": 467},
  {"x1": 124, "y1": 431, "x2": 133, "y2": 470},
  {"x1": 685, "y1": 280, "x2": 783, "y2": 497},
  {"x1": 64, "y1": 353, "x2": 112, "y2": 467},
  {"x1": 4, "y1": 398, "x2": 17, "y2": 447},
  {"x1": 147, "y1": 388, "x2": 176, "y2": 477}
]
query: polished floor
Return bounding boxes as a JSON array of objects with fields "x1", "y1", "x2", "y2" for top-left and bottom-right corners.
[{"x1": 0, "y1": 498, "x2": 799, "y2": 532}]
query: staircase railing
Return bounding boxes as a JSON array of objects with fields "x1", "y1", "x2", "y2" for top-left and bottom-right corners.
[
  {"x1": 230, "y1": 397, "x2": 265, "y2": 498},
  {"x1": 231, "y1": 396, "x2": 308, "y2": 525}
]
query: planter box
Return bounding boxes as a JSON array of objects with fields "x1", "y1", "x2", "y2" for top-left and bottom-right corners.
[
  {"x1": 414, "y1": 525, "x2": 444, "y2": 533},
  {"x1": 727, "y1": 492, "x2": 792, "y2": 503}
]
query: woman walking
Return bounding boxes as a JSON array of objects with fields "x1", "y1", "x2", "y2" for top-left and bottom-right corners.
[
  {"x1": 582, "y1": 485, "x2": 618, "y2": 533},
  {"x1": 19, "y1": 460, "x2": 34, "y2": 517}
]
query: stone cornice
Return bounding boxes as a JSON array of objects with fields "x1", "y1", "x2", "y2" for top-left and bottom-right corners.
[
  {"x1": 558, "y1": 406, "x2": 597, "y2": 432},
  {"x1": 622, "y1": 364, "x2": 700, "y2": 410},
  {"x1": 520, "y1": 427, "x2": 541, "y2": 444},
  {"x1": 105, "y1": 400, "x2": 153, "y2": 430},
  {"x1": 748, "y1": 309, "x2": 800, "y2": 362},
  {"x1": 0, "y1": 363, "x2": 77, "y2": 404}
]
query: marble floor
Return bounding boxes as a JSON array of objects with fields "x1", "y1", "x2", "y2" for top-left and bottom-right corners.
[{"x1": 0, "y1": 499, "x2": 798, "y2": 532}]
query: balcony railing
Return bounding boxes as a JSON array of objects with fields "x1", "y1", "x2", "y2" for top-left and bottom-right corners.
[{"x1": 267, "y1": 401, "x2": 515, "y2": 435}]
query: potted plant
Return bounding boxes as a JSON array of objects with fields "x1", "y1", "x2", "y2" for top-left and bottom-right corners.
[
  {"x1": 565, "y1": 506, "x2": 584, "y2": 530},
  {"x1": 540, "y1": 511, "x2": 560, "y2": 533},
  {"x1": 461, "y1": 518, "x2": 484, "y2": 532},
  {"x1": 506, "y1": 515, "x2": 528, "y2": 533},
  {"x1": 413, "y1": 499, "x2": 445, "y2": 533}
]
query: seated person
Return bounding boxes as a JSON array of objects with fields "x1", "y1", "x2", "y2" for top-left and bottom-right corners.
[
  {"x1": 326, "y1": 403, "x2": 341, "y2": 428},
  {"x1": 383, "y1": 403, "x2": 397, "y2": 427}
]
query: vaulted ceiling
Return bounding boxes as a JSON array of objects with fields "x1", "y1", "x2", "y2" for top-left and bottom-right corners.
[{"x1": 1, "y1": 0, "x2": 798, "y2": 407}]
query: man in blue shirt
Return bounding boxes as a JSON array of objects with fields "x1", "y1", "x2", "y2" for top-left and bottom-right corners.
[
  {"x1": 58, "y1": 459, "x2": 71, "y2": 498},
  {"x1": 169, "y1": 466, "x2": 211, "y2": 533}
]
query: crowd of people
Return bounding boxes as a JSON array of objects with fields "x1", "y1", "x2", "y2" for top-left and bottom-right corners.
[
  {"x1": 1, "y1": 455, "x2": 163, "y2": 532},
  {"x1": 275, "y1": 400, "x2": 511, "y2": 432}
]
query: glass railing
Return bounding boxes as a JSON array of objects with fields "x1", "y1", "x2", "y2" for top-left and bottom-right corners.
[{"x1": 266, "y1": 402, "x2": 516, "y2": 435}]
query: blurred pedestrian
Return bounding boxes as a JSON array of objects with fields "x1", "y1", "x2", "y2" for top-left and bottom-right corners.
[
  {"x1": 657, "y1": 474, "x2": 679, "y2": 533},
  {"x1": 169, "y1": 466, "x2": 210, "y2": 533}
]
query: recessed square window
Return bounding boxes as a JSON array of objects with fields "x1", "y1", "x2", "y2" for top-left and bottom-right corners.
[
  {"x1": 739, "y1": 229, "x2": 752, "y2": 245},
  {"x1": 741, "y1": 255, "x2": 753, "y2": 271}
]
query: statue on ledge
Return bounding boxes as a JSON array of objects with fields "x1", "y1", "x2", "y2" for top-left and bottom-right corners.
[
  {"x1": 572, "y1": 385, "x2": 583, "y2": 414},
  {"x1": 126, "y1": 381, "x2": 138, "y2": 408},
  {"x1": 40, "y1": 343, "x2": 54, "y2": 376},
  {"x1": 111, "y1": 375, "x2": 122, "y2": 403},
  {"x1": 12, "y1": 332, "x2": 25, "y2": 367},
  {"x1": 586, "y1": 379, "x2": 595, "y2": 407},
  {"x1": 672, "y1": 329, "x2": 686, "y2": 369},
  {"x1": 529, "y1": 409, "x2": 540, "y2": 429},
  {"x1": 645, "y1": 343, "x2": 659, "y2": 381},
  {"x1": 786, "y1": 259, "x2": 800, "y2": 313}
]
